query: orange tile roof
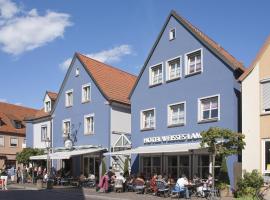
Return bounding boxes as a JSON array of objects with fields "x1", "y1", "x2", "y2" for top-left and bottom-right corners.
[
  {"x1": 76, "y1": 53, "x2": 137, "y2": 105},
  {"x1": 47, "y1": 91, "x2": 58, "y2": 101},
  {"x1": 0, "y1": 102, "x2": 38, "y2": 135},
  {"x1": 239, "y1": 35, "x2": 270, "y2": 81}
]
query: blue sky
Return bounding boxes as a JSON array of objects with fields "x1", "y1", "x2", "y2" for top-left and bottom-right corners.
[{"x1": 0, "y1": 0, "x2": 270, "y2": 109}]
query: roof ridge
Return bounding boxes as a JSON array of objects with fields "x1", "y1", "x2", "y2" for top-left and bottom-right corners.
[
  {"x1": 0, "y1": 101, "x2": 38, "y2": 111},
  {"x1": 76, "y1": 52, "x2": 137, "y2": 78}
]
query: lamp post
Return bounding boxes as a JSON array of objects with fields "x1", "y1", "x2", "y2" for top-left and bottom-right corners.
[{"x1": 45, "y1": 137, "x2": 51, "y2": 178}]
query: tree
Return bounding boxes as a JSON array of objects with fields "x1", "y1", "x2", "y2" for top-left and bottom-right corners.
[
  {"x1": 200, "y1": 127, "x2": 245, "y2": 189},
  {"x1": 16, "y1": 148, "x2": 44, "y2": 166},
  {"x1": 101, "y1": 158, "x2": 107, "y2": 176},
  {"x1": 123, "y1": 157, "x2": 130, "y2": 177}
]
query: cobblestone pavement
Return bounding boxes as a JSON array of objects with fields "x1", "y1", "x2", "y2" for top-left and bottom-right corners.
[{"x1": 0, "y1": 185, "x2": 234, "y2": 200}]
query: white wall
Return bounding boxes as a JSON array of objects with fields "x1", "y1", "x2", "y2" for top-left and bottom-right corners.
[
  {"x1": 242, "y1": 63, "x2": 261, "y2": 172},
  {"x1": 33, "y1": 120, "x2": 51, "y2": 149}
]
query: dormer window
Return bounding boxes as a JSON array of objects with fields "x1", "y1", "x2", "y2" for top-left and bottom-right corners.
[
  {"x1": 149, "y1": 63, "x2": 163, "y2": 86},
  {"x1": 44, "y1": 101, "x2": 51, "y2": 112},
  {"x1": 14, "y1": 121, "x2": 22, "y2": 129},
  {"x1": 169, "y1": 28, "x2": 176, "y2": 40}
]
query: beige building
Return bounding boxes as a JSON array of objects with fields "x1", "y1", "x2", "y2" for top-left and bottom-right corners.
[
  {"x1": 240, "y1": 36, "x2": 270, "y2": 174},
  {"x1": 0, "y1": 102, "x2": 38, "y2": 168}
]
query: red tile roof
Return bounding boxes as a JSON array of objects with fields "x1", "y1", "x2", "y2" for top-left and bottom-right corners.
[
  {"x1": 0, "y1": 102, "x2": 38, "y2": 135},
  {"x1": 239, "y1": 35, "x2": 270, "y2": 81},
  {"x1": 76, "y1": 53, "x2": 137, "y2": 105},
  {"x1": 47, "y1": 91, "x2": 58, "y2": 101}
]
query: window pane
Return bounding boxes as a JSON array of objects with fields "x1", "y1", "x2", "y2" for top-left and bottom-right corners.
[
  {"x1": 265, "y1": 141, "x2": 270, "y2": 171},
  {"x1": 211, "y1": 109, "x2": 218, "y2": 118},
  {"x1": 0, "y1": 136, "x2": 4, "y2": 146},
  {"x1": 203, "y1": 110, "x2": 210, "y2": 119}
]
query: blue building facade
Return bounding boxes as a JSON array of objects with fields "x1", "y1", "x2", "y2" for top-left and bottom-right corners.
[{"x1": 130, "y1": 11, "x2": 244, "y2": 188}]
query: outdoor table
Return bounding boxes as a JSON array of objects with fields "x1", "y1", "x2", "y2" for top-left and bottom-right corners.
[{"x1": 60, "y1": 179, "x2": 69, "y2": 186}]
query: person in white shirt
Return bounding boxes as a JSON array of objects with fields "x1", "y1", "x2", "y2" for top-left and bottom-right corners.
[
  {"x1": 176, "y1": 174, "x2": 190, "y2": 199},
  {"x1": 116, "y1": 172, "x2": 126, "y2": 183}
]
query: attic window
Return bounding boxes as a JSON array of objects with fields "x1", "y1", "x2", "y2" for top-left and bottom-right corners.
[
  {"x1": 44, "y1": 101, "x2": 51, "y2": 113},
  {"x1": 14, "y1": 121, "x2": 22, "y2": 129},
  {"x1": 169, "y1": 28, "x2": 176, "y2": 40},
  {"x1": 75, "y1": 68, "x2": 80, "y2": 77}
]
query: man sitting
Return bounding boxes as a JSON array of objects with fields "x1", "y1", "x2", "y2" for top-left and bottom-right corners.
[{"x1": 176, "y1": 174, "x2": 190, "y2": 199}]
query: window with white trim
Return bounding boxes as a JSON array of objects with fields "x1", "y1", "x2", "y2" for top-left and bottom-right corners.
[
  {"x1": 10, "y1": 137, "x2": 18, "y2": 147},
  {"x1": 263, "y1": 140, "x2": 270, "y2": 173},
  {"x1": 44, "y1": 101, "x2": 51, "y2": 112},
  {"x1": 261, "y1": 80, "x2": 270, "y2": 114},
  {"x1": 199, "y1": 95, "x2": 219, "y2": 122},
  {"x1": 84, "y1": 114, "x2": 94, "y2": 135},
  {"x1": 169, "y1": 28, "x2": 176, "y2": 40},
  {"x1": 75, "y1": 68, "x2": 80, "y2": 76},
  {"x1": 150, "y1": 64, "x2": 163, "y2": 86},
  {"x1": 168, "y1": 102, "x2": 185, "y2": 126},
  {"x1": 141, "y1": 109, "x2": 155, "y2": 130},
  {"x1": 63, "y1": 120, "x2": 71, "y2": 136},
  {"x1": 167, "y1": 57, "x2": 181, "y2": 81},
  {"x1": 186, "y1": 49, "x2": 202, "y2": 75},
  {"x1": 0, "y1": 136, "x2": 4, "y2": 147},
  {"x1": 65, "y1": 90, "x2": 73, "y2": 107},
  {"x1": 82, "y1": 84, "x2": 91, "y2": 103},
  {"x1": 41, "y1": 125, "x2": 47, "y2": 141}
]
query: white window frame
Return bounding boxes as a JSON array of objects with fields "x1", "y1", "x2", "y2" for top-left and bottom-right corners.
[
  {"x1": 169, "y1": 28, "x2": 176, "y2": 41},
  {"x1": 149, "y1": 63, "x2": 163, "y2": 86},
  {"x1": 260, "y1": 79, "x2": 270, "y2": 115},
  {"x1": 167, "y1": 101, "x2": 186, "y2": 127},
  {"x1": 262, "y1": 139, "x2": 270, "y2": 174},
  {"x1": 44, "y1": 100, "x2": 51, "y2": 112},
  {"x1": 41, "y1": 125, "x2": 47, "y2": 141},
  {"x1": 84, "y1": 114, "x2": 95, "y2": 135},
  {"x1": 82, "y1": 83, "x2": 91, "y2": 103},
  {"x1": 10, "y1": 137, "x2": 18, "y2": 147},
  {"x1": 75, "y1": 68, "x2": 80, "y2": 77},
  {"x1": 65, "y1": 89, "x2": 73, "y2": 107},
  {"x1": 0, "y1": 135, "x2": 4, "y2": 147},
  {"x1": 198, "y1": 94, "x2": 220, "y2": 122},
  {"x1": 62, "y1": 119, "x2": 71, "y2": 137},
  {"x1": 185, "y1": 48, "x2": 203, "y2": 76},
  {"x1": 140, "y1": 108, "x2": 156, "y2": 130},
  {"x1": 166, "y1": 56, "x2": 182, "y2": 81}
]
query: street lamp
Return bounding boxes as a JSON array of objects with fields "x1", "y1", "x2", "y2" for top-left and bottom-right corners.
[{"x1": 45, "y1": 137, "x2": 51, "y2": 178}]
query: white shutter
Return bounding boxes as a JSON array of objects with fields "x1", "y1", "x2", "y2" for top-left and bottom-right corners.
[{"x1": 262, "y1": 81, "x2": 270, "y2": 111}]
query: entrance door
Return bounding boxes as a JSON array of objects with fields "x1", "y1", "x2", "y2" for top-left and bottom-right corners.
[{"x1": 83, "y1": 156, "x2": 100, "y2": 179}]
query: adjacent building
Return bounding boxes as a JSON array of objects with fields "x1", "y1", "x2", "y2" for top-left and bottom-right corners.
[
  {"x1": 240, "y1": 36, "x2": 270, "y2": 174},
  {"x1": 128, "y1": 10, "x2": 244, "y2": 187},
  {"x1": 0, "y1": 102, "x2": 38, "y2": 168}
]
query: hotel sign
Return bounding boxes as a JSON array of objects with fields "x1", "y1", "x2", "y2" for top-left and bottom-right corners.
[{"x1": 143, "y1": 132, "x2": 202, "y2": 144}]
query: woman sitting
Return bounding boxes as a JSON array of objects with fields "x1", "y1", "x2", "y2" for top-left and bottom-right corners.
[
  {"x1": 134, "y1": 174, "x2": 145, "y2": 194},
  {"x1": 150, "y1": 173, "x2": 158, "y2": 195}
]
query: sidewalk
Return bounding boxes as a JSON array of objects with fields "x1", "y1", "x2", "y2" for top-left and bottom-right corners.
[{"x1": 7, "y1": 183, "x2": 77, "y2": 191}]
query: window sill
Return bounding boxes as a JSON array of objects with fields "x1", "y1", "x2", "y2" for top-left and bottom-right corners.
[
  {"x1": 260, "y1": 112, "x2": 270, "y2": 116},
  {"x1": 185, "y1": 71, "x2": 202, "y2": 78},
  {"x1": 169, "y1": 38, "x2": 176, "y2": 41},
  {"x1": 84, "y1": 133, "x2": 95, "y2": 136},
  {"x1": 198, "y1": 118, "x2": 218, "y2": 124},
  {"x1": 167, "y1": 123, "x2": 185, "y2": 128},
  {"x1": 10, "y1": 146, "x2": 18, "y2": 148},
  {"x1": 141, "y1": 127, "x2": 155, "y2": 132},
  {"x1": 149, "y1": 82, "x2": 162, "y2": 88},
  {"x1": 166, "y1": 77, "x2": 181, "y2": 83},
  {"x1": 65, "y1": 105, "x2": 73, "y2": 108},
  {"x1": 82, "y1": 100, "x2": 91, "y2": 104}
]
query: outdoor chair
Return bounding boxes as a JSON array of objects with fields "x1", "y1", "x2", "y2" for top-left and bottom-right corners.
[
  {"x1": 114, "y1": 179, "x2": 124, "y2": 193},
  {"x1": 170, "y1": 183, "x2": 186, "y2": 199},
  {"x1": 156, "y1": 180, "x2": 170, "y2": 197},
  {"x1": 133, "y1": 180, "x2": 145, "y2": 194}
]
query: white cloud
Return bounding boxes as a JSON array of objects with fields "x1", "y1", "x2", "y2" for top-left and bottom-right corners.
[
  {"x1": 14, "y1": 102, "x2": 22, "y2": 106},
  {"x1": 60, "y1": 45, "x2": 133, "y2": 71},
  {"x1": 0, "y1": 0, "x2": 19, "y2": 19},
  {"x1": 0, "y1": 98, "x2": 7, "y2": 102},
  {"x1": 0, "y1": 0, "x2": 72, "y2": 55}
]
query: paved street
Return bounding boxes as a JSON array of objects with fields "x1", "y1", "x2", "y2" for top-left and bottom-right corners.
[{"x1": 0, "y1": 186, "x2": 234, "y2": 200}]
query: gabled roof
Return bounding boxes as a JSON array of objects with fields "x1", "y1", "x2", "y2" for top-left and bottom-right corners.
[
  {"x1": 47, "y1": 91, "x2": 58, "y2": 101},
  {"x1": 129, "y1": 10, "x2": 245, "y2": 98},
  {"x1": 0, "y1": 102, "x2": 38, "y2": 135},
  {"x1": 76, "y1": 53, "x2": 137, "y2": 105},
  {"x1": 239, "y1": 35, "x2": 270, "y2": 82}
]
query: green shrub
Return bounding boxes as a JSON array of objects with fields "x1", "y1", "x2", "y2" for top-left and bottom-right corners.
[
  {"x1": 236, "y1": 170, "x2": 264, "y2": 197},
  {"x1": 123, "y1": 157, "x2": 129, "y2": 177},
  {"x1": 101, "y1": 158, "x2": 107, "y2": 176}
]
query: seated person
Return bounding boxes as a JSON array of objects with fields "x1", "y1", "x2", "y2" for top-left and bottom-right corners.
[
  {"x1": 134, "y1": 174, "x2": 145, "y2": 193},
  {"x1": 116, "y1": 172, "x2": 126, "y2": 183},
  {"x1": 197, "y1": 173, "x2": 213, "y2": 197},
  {"x1": 176, "y1": 174, "x2": 190, "y2": 199},
  {"x1": 107, "y1": 166, "x2": 115, "y2": 183},
  {"x1": 98, "y1": 173, "x2": 109, "y2": 192}
]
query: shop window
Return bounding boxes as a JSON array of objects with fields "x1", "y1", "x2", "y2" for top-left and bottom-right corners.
[
  {"x1": 198, "y1": 155, "x2": 210, "y2": 179},
  {"x1": 167, "y1": 156, "x2": 178, "y2": 179},
  {"x1": 141, "y1": 156, "x2": 161, "y2": 179},
  {"x1": 179, "y1": 155, "x2": 190, "y2": 178}
]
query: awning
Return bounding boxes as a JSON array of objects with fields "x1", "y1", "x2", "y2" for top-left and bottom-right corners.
[
  {"x1": 30, "y1": 147, "x2": 106, "y2": 160},
  {"x1": 104, "y1": 142, "x2": 202, "y2": 156}
]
